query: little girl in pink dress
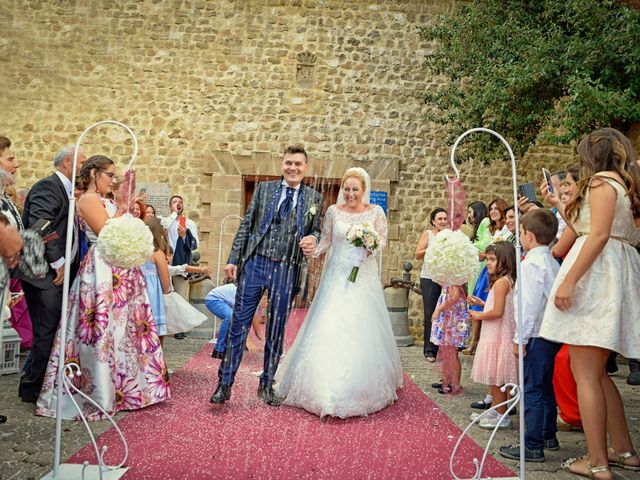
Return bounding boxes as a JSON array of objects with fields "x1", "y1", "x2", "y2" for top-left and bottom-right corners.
[{"x1": 469, "y1": 241, "x2": 518, "y2": 430}]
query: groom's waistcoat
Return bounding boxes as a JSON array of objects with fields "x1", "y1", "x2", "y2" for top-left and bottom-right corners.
[{"x1": 254, "y1": 204, "x2": 300, "y2": 262}]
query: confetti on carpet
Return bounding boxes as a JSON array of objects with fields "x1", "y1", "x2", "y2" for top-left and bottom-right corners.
[{"x1": 68, "y1": 309, "x2": 514, "y2": 479}]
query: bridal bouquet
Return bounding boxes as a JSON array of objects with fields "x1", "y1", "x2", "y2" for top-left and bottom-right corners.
[
  {"x1": 424, "y1": 229, "x2": 479, "y2": 286},
  {"x1": 97, "y1": 214, "x2": 154, "y2": 269},
  {"x1": 346, "y1": 222, "x2": 379, "y2": 282}
]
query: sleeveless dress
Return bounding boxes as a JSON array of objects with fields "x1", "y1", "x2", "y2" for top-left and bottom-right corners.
[
  {"x1": 430, "y1": 286, "x2": 470, "y2": 349},
  {"x1": 274, "y1": 204, "x2": 403, "y2": 418},
  {"x1": 540, "y1": 175, "x2": 640, "y2": 358},
  {"x1": 471, "y1": 279, "x2": 518, "y2": 386},
  {"x1": 37, "y1": 199, "x2": 170, "y2": 420},
  {"x1": 141, "y1": 259, "x2": 167, "y2": 336}
]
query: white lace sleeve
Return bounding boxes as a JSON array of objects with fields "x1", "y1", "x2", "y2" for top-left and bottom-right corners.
[
  {"x1": 313, "y1": 205, "x2": 334, "y2": 258},
  {"x1": 374, "y1": 205, "x2": 388, "y2": 252}
]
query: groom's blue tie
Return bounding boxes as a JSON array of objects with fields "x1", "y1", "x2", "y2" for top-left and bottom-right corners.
[{"x1": 278, "y1": 187, "x2": 295, "y2": 222}]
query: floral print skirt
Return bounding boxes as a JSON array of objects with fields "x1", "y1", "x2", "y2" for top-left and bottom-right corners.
[
  {"x1": 37, "y1": 245, "x2": 170, "y2": 421},
  {"x1": 430, "y1": 287, "x2": 470, "y2": 349}
]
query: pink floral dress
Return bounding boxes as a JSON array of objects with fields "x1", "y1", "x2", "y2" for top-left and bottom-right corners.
[{"x1": 37, "y1": 199, "x2": 170, "y2": 420}]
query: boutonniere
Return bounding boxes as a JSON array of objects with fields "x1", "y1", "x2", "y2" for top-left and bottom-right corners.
[{"x1": 306, "y1": 203, "x2": 318, "y2": 218}]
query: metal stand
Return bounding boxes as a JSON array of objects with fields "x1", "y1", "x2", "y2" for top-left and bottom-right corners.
[
  {"x1": 46, "y1": 120, "x2": 137, "y2": 480},
  {"x1": 447, "y1": 128, "x2": 525, "y2": 480}
]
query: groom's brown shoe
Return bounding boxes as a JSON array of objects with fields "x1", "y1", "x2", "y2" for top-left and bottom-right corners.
[
  {"x1": 257, "y1": 384, "x2": 282, "y2": 407},
  {"x1": 210, "y1": 384, "x2": 231, "y2": 404}
]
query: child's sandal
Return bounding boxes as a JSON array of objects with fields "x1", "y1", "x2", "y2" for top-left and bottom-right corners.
[
  {"x1": 608, "y1": 447, "x2": 640, "y2": 471},
  {"x1": 560, "y1": 456, "x2": 611, "y2": 479}
]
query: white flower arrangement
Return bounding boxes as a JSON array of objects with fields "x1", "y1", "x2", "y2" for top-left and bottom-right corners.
[
  {"x1": 424, "y1": 229, "x2": 479, "y2": 286},
  {"x1": 97, "y1": 214, "x2": 154, "y2": 269},
  {"x1": 345, "y1": 222, "x2": 379, "y2": 282}
]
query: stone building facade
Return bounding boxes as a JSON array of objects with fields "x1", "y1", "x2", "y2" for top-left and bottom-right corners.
[{"x1": 2, "y1": 0, "x2": 576, "y2": 339}]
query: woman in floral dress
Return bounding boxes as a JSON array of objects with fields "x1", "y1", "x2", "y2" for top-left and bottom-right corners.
[{"x1": 37, "y1": 155, "x2": 170, "y2": 421}]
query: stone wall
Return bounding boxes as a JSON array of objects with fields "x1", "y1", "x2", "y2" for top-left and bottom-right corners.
[{"x1": 1, "y1": 0, "x2": 575, "y2": 340}]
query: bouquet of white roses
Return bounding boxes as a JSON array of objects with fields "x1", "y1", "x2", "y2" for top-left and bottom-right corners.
[
  {"x1": 97, "y1": 214, "x2": 154, "y2": 269},
  {"x1": 424, "y1": 229, "x2": 479, "y2": 286},
  {"x1": 345, "y1": 222, "x2": 379, "y2": 282}
]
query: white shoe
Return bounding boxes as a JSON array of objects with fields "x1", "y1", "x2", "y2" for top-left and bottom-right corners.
[
  {"x1": 470, "y1": 412, "x2": 481, "y2": 421},
  {"x1": 479, "y1": 411, "x2": 511, "y2": 430}
]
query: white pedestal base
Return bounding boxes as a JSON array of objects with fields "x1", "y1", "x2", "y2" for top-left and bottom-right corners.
[{"x1": 42, "y1": 464, "x2": 128, "y2": 479}]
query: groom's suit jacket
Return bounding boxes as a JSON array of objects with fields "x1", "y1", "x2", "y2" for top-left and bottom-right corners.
[{"x1": 228, "y1": 179, "x2": 323, "y2": 289}]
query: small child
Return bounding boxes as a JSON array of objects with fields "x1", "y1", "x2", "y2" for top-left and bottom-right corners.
[
  {"x1": 498, "y1": 209, "x2": 560, "y2": 462},
  {"x1": 142, "y1": 217, "x2": 172, "y2": 344},
  {"x1": 468, "y1": 241, "x2": 518, "y2": 430},
  {"x1": 164, "y1": 251, "x2": 210, "y2": 337},
  {"x1": 430, "y1": 285, "x2": 469, "y2": 395}
]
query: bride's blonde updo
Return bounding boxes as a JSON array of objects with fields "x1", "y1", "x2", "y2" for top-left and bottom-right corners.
[{"x1": 341, "y1": 167, "x2": 367, "y2": 191}]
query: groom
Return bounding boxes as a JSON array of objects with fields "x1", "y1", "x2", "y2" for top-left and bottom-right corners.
[{"x1": 210, "y1": 145, "x2": 323, "y2": 406}]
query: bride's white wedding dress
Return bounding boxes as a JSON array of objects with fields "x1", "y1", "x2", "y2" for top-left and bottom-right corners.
[{"x1": 274, "y1": 204, "x2": 403, "y2": 418}]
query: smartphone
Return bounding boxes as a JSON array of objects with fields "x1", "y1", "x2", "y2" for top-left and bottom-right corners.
[
  {"x1": 178, "y1": 214, "x2": 186, "y2": 229},
  {"x1": 10, "y1": 292, "x2": 24, "y2": 301},
  {"x1": 542, "y1": 167, "x2": 554, "y2": 195},
  {"x1": 519, "y1": 182, "x2": 537, "y2": 202}
]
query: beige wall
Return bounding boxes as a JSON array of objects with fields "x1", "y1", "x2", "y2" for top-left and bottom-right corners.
[{"x1": 1, "y1": 0, "x2": 575, "y2": 339}]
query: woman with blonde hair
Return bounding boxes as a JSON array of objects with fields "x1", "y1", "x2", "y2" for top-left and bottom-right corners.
[{"x1": 275, "y1": 167, "x2": 402, "y2": 418}]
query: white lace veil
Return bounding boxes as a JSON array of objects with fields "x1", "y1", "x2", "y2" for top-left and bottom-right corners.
[{"x1": 337, "y1": 167, "x2": 371, "y2": 205}]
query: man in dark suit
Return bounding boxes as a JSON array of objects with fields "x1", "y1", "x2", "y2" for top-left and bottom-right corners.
[
  {"x1": 210, "y1": 145, "x2": 323, "y2": 406},
  {"x1": 18, "y1": 146, "x2": 86, "y2": 403}
]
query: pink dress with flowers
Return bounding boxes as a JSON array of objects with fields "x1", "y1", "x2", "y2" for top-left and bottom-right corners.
[{"x1": 37, "y1": 198, "x2": 170, "y2": 421}]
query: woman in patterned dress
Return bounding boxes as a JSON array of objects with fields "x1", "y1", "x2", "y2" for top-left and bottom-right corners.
[{"x1": 37, "y1": 155, "x2": 170, "y2": 421}]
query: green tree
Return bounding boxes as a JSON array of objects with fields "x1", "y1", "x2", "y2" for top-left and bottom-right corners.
[{"x1": 421, "y1": 0, "x2": 640, "y2": 161}]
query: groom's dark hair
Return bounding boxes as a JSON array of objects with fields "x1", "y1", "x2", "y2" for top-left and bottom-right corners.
[{"x1": 283, "y1": 145, "x2": 307, "y2": 162}]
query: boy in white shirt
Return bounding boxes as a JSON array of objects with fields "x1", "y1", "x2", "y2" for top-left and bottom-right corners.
[{"x1": 499, "y1": 209, "x2": 560, "y2": 463}]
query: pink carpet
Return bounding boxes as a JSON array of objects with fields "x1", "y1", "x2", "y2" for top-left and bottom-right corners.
[{"x1": 68, "y1": 309, "x2": 514, "y2": 479}]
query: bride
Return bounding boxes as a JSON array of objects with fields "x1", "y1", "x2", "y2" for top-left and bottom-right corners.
[{"x1": 274, "y1": 167, "x2": 403, "y2": 418}]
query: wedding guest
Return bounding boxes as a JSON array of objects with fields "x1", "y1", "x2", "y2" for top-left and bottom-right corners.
[
  {"x1": 18, "y1": 145, "x2": 86, "y2": 403},
  {"x1": 0, "y1": 219, "x2": 24, "y2": 425},
  {"x1": 4, "y1": 185, "x2": 18, "y2": 208},
  {"x1": 430, "y1": 284, "x2": 469, "y2": 395},
  {"x1": 37, "y1": 155, "x2": 170, "y2": 420},
  {"x1": 551, "y1": 165, "x2": 581, "y2": 259},
  {"x1": 469, "y1": 204, "x2": 517, "y2": 411},
  {"x1": 415, "y1": 207, "x2": 448, "y2": 362},
  {"x1": 142, "y1": 217, "x2": 171, "y2": 344},
  {"x1": 540, "y1": 128, "x2": 640, "y2": 478},
  {"x1": 205, "y1": 280, "x2": 264, "y2": 359},
  {"x1": 132, "y1": 199, "x2": 144, "y2": 218},
  {"x1": 468, "y1": 241, "x2": 518, "y2": 430},
  {"x1": 488, "y1": 198, "x2": 510, "y2": 238},
  {"x1": 0, "y1": 136, "x2": 21, "y2": 229},
  {"x1": 164, "y1": 257, "x2": 210, "y2": 337},
  {"x1": 464, "y1": 201, "x2": 491, "y2": 356},
  {"x1": 145, "y1": 204, "x2": 156, "y2": 219},
  {"x1": 499, "y1": 209, "x2": 560, "y2": 463},
  {"x1": 16, "y1": 187, "x2": 29, "y2": 211},
  {"x1": 0, "y1": 137, "x2": 33, "y2": 351},
  {"x1": 161, "y1": 195, "x2": 199, "y2": 339}
]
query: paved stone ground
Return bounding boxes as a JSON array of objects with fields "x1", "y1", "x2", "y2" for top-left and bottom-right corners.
[{"x1": 1, "y1": 330, "x2": 638, "y2": 479}]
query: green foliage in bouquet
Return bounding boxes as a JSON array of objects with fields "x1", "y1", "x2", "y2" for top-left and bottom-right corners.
[{"x1": 420, "y1": 0, "x2": 640, "y2": 162}]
